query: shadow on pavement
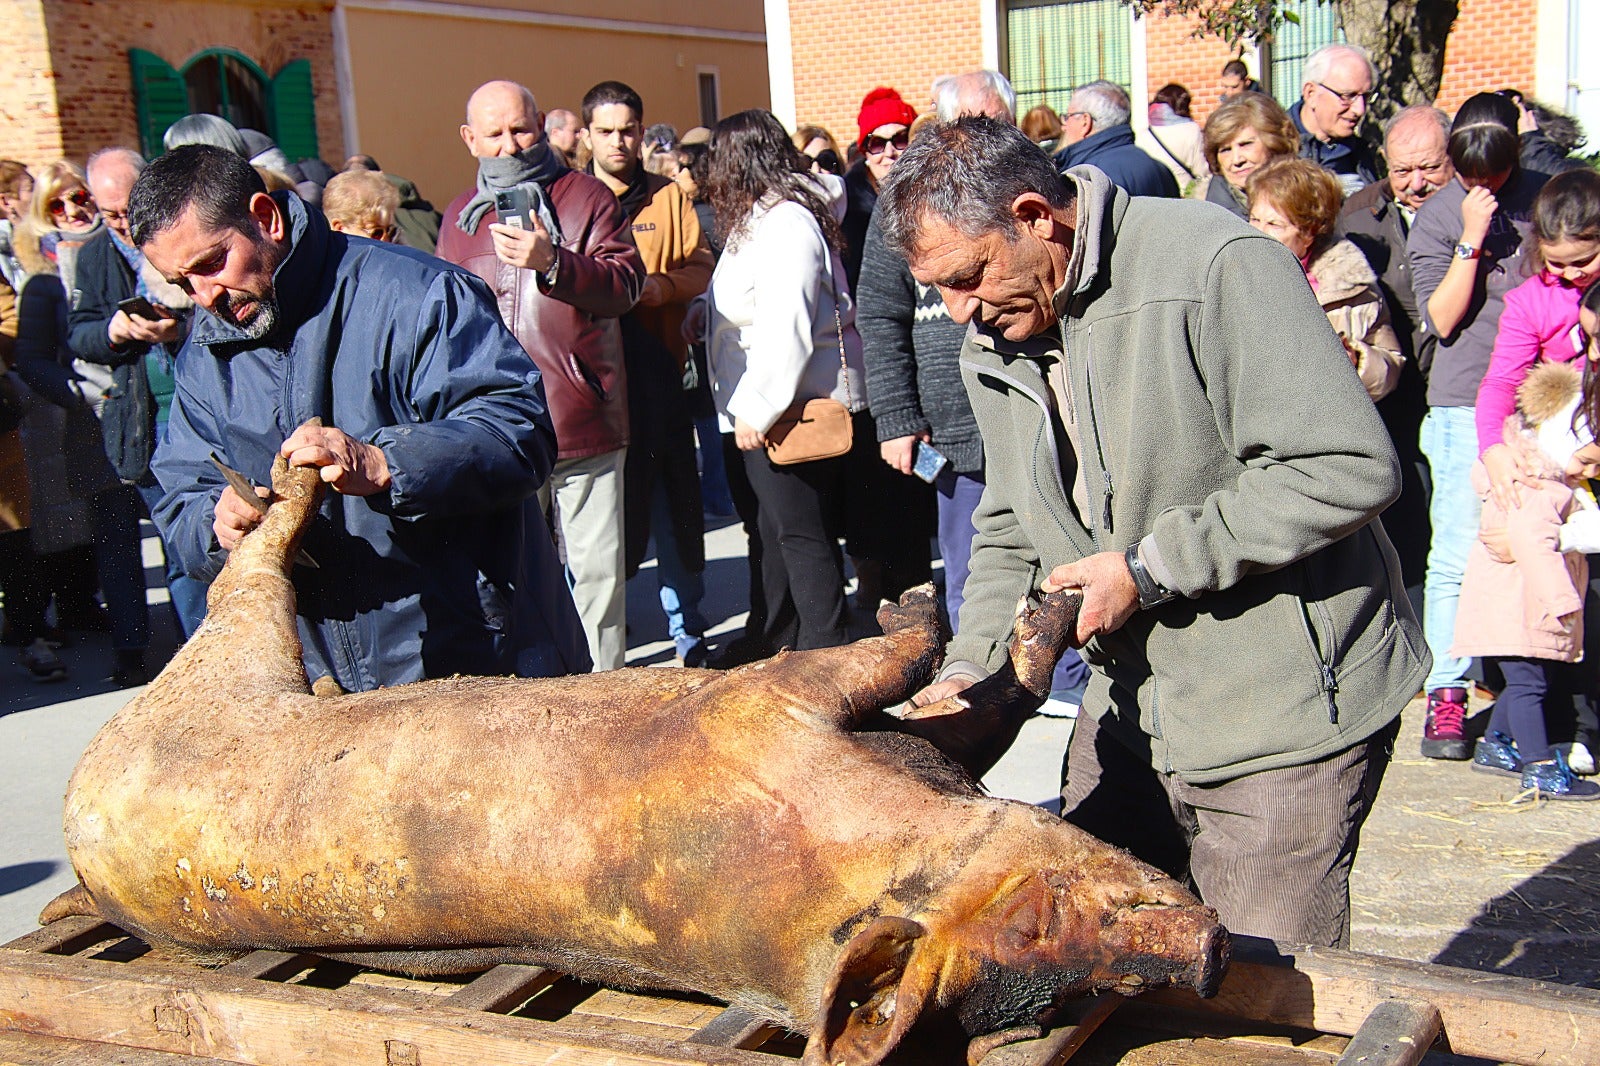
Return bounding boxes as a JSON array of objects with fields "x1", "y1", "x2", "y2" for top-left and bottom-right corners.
[
  {"x1": 1433, "y1": 836, "x2": 1600, "y2": 988},
  {"x1": 0, "y1": 861, "x2": 59, "y2": 897}
]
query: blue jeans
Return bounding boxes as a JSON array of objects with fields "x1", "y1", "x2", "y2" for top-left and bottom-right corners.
[
  {"x1": 651, "y1": 480, "x2": 707, "y2": 651},
  {"x1": 1419, "y1": 406, "x2": 1480, "y2": 691}
]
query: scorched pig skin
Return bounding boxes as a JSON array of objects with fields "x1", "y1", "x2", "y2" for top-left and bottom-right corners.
[{"x1": 44, "y1": 449, "x2": 1228, "y2": 1065}]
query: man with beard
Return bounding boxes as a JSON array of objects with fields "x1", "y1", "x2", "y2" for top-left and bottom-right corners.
[
  {"x1": 438, "y1": 80, "x2": 644, "y2": 671},
  {"x1": 581, "y1": 80, "x2": 713, "y2": 666},
  {"x1": 137, "y1": 145, "x2": 590, "y2": 692}
]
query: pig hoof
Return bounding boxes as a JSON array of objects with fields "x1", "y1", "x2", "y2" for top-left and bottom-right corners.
[
  {"x1": 875, "y1": 583, "x2": 940, "y2": 636},
  {"x1": 1015, "y1": 590, "x2": 1081, "y2": 656}
]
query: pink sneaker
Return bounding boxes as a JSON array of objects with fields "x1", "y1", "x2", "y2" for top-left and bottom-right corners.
[{"x1": 1421, "y1": 687, "x2": 1469, "y2": 760}]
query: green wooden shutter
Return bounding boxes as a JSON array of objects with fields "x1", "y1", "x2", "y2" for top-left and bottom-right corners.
[
  {"x1": 268, "y1": 59, "x2": 319, "y2": 162},
  {"x1": 128, "y1": 49, "x2": 189, "y2": 157}
]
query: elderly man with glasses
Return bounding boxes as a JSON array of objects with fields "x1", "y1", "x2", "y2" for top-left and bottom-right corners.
[{"x1": 1293, "y1": 43, "x2": 1381, "y2": 195}]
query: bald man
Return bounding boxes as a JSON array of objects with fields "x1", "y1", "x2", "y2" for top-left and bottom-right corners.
[{"x1": 437, "y1": 80, "x2": 645, "y2": 672}]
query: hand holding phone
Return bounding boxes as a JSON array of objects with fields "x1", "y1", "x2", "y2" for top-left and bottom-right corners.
[
  {"x1": 494, "y1": 187, "x2": 535, "y2": 230},
  {"x1": 911, "y1": 441, "x2": 948, "y2": 483},
  {"x1": 117, "y1": 295, "x2": 160, "y2": 320}
]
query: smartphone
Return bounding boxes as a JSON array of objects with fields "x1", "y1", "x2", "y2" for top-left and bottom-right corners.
[
  {"x1": 117, "y1": 295, "x2": 160, "y2": 320},
  {"x1": 911, "y1": 440, "x2": 948, "y2": 483},
  {"x1": 494, "y1": 187, "x2": 534, "y2": 230}
]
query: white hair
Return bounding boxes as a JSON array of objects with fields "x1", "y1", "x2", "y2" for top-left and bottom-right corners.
[
  {"x1": 1384, "y1": 104, "x2": 1450, "y2": 146},
  {"x1": 1069, "y1": 80, "x2": 1130, "y2": 130},
  {"x1": 1302, "y1": 43, "x2": 1377, "y2": 91},
  {"x1": 932, "y1": 70, "x2": 1018, "y2": 123},
  {"x1": 86, "y1": 146, "x2": 146, "y2": 183}
]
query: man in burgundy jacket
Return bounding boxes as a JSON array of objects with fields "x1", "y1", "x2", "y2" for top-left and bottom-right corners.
[{"x1": 438, "y1": 80, "x2": 644, "y2": 670}]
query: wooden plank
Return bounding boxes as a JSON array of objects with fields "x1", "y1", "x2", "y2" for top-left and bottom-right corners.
[
  {"x1": 0, "y1": 917, "x2": 119, "y2": 956},
  {"x1": 576, "y1": 987, "x2": 728, "y2": 1031},
  {"x1": 1144, "y1": 934, "x2": 1600, "y2": 1065},
  {"x1": 0, "y1": 1029, "x2": 243, "y2": 1065},
  {"x1": 215, "y1": 949, "x2": 312, "y2": 982},
  {"x1": 0, "y1": 950, "x2": 781, "y2": 1066},
  {"x1": 443, "y1": 964, "x2": 558, "y2": 1013},
  {"x1": 1336, "y1": 1000, "x2": 1441, "y2": 1066},
  {"x1": 688, "y1": 1007, "x2": 781, "y2": 1050},
  {"x1": 982, "y1": 994, "x2": 1123, "y2": 1066}
]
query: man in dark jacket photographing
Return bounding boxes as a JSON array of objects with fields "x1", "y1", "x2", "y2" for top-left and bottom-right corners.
[{"x1": 134, "y1": 145, "x2": 589, "y2": 692}]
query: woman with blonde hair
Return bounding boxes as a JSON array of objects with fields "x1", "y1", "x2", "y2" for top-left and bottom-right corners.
[
  {"x1": 1202, "y1": 92, "x2": 1298, "y2": 219},
  {"x1": 1246, "y1": 157, "x2": 1403, "y2": 400},
  {"x1": 323, "y1": 169, "x2": 402, "y2": 242}
]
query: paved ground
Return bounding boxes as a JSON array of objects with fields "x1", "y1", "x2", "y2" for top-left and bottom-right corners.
[{"x1": 4, "y1": 516, "x2": 1600, "y2": 993}]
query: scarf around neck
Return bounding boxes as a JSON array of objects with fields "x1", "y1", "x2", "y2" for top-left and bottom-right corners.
[
  {"x1": 455, "y1": 138, "x2": 567, "y2": 240},
  {"x1": 590, "y1": 159, "x2": 652, "y2": 221}
]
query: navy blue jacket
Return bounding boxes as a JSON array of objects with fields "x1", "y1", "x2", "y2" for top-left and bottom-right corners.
[
  {"x1": 1054, "y1": 125, "x2": 1178, "y2": 199},
  {"x1": 152, "y1": 193, "x2": 590, "y2": 691}
]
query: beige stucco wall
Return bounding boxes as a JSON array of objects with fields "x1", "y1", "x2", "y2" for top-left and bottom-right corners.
[{"x1": 342, "y1": 4, "x2": 769, "y2": 210}]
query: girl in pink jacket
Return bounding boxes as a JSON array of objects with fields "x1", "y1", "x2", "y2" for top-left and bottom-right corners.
[
  {"x1": 1456, "y1": 360, "x2": 1600, "y2": 799},
  {"x1": 1479, "y1": 169, "x2": 1600, "y2": 504}
]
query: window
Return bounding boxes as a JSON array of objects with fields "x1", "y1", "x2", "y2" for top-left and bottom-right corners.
[
  {"x1": 128, "y1": 48, "x2": 319, "y2": 161},
  {"x1": 697, "y1": 69, "x2": 720, "y2": 127},
  {"x1": 1264, "y1": 0, "x2": 1345, "y2": 106},
  {"x1": 1006, "y1": 0, "x2": 1132, "y2": 118}
]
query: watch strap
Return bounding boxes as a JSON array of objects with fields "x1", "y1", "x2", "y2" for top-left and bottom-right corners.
[{"x1": 1125, "y1": 543, "x2": 1176, "y2": 610}]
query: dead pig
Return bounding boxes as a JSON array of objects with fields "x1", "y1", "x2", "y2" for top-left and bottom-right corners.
[{"x1": 45, "y1": 453, "x2": 1228, "y2": 1065}]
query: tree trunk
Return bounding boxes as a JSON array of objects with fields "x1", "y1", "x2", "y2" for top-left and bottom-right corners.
[{"x1": 1337, "y1": 0, "x2": 1460, "y2": 121}]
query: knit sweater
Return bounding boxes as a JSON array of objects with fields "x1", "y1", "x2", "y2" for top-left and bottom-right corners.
[{"x1": 855, "y1": 208, "x2": 982, "y2": 474}]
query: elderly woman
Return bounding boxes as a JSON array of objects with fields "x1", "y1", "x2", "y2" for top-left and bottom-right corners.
[
  {"x1": 702, "y1": 109, "x2": 867, "y2": 653},
  {"x1": 1201, "y1": 92, "x2": 1298, "y2": 219},
  {"x1": 1247, "y1": 157, "x2": 1402, "y2": 401},
  {"x1": 322, "y1": 169, "x2": 402, "y2": 242}
]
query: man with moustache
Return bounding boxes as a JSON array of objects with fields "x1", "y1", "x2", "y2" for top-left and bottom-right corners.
[
  {"x1": 1339, "y1": 106, "x2": 1456, "y2": 647},
  {"x1": 137, "y1": 145, "x2": 589, "y2": 693},
  {"x1": 438, "y1": 80, "x2": 644, "y2": 671}
]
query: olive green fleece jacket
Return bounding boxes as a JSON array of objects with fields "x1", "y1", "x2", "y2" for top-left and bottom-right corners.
[{"x1": 947, "y1": 167, "x2": 1429, "y2": 784}]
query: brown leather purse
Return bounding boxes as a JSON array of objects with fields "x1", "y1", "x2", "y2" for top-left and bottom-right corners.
[{"x1": 765, "y1": 295, "x2": 853, "y2": 466}]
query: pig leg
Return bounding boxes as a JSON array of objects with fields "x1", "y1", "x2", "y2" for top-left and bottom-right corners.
[
  {"x1": 897, "y1": 590, "x2": 1082, "y2": 778},
  {"x1": 723, "y1": 583, "x2": 945, "y2": 730}
]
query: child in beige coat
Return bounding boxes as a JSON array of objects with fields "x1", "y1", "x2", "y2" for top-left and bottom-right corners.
[{"x1": 1454, "y1": 361, "x2": 1600, "y2": 799}]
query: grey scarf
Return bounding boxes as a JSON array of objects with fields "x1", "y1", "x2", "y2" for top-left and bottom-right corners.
[{"x1": 455, "y1": 138, "x2": 566, "y2": 240}]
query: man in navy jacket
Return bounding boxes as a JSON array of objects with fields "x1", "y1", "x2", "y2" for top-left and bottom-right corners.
[
  {"x1": 135, "y1": 145, "x2": 589, "y2": 692},
  {"x1": 1053, "y1": 80, "x2": 1177, "y2": 199}
]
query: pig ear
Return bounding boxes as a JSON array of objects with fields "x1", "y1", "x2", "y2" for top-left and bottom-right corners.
[{"x1": 805, "y1": 915, "x2": 933, "y2": 1066}]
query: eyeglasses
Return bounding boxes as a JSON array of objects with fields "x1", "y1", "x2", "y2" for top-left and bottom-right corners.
[
  {"x1": 863, "y1": 130, "x2": 909, "y2": 156},
  {"x1": 48, "y1": 188, "x2": 93, "y2": 215},
  {"x1": 1316, "y1": 82, "x2": 1369, "y2": 108}
]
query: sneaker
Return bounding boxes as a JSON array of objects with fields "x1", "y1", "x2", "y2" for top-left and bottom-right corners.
[
  {"x1": 1472, "y1": 731, "x2": 1523, "y2": 777},
  {"x1": 1520, "y1": 751, "x2": 1600, "y2": 800},
  {"x1": 675, "y1": 636, "x2": 709, "y2": 669},
  {"x1": 21, "y1": 638, "x2": 67, "y2": 683},
  {"x1": 1421, "y1": 687, "x2": 1470, "y2": 760},
  {"x1": 1564, "y1": 741, "x2": 1596, "y2": 776}
]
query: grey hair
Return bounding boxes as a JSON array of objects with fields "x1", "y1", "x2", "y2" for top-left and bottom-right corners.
[
  {"x1": 877, "y1": 115, "x2": 1071, "y2": 258},
  {"x1": 1069, "y1": 80, "x2": 1130, "y2": 130},
  {"x1": 86, "y1": 146, "x2": 146, "y2": 183},
  {"x1": 162, "y1": 114, "x2": 248, "y2": 157},
  {"x1": 1302, "y1": 43, "x2": 1377, "y2": 90},
  {"x1": 544, "y1": 108, "x2": 577, "y2": 134},
  {"x1": 932, "y1": 70, "x2": 1018, "y2": 123},
  {"x1": 1384, "y1": 104, "x2": 1450, "y2": 146}
]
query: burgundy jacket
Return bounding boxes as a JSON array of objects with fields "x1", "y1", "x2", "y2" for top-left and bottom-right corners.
[{"x1": 438, "y1": 170, "x2": 644, "y2": 459}]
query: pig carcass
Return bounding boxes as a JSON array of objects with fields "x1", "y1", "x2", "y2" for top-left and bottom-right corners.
[{"x1": 44, "y1": 454, "x2": 1228, "y2": 1065}]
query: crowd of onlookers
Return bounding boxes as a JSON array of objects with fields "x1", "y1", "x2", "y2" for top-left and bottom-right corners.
[{"x1": 4, "y1": 45, "x2": 1600, "y2": 804}]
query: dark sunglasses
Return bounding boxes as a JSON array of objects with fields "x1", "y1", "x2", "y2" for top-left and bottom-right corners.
[
  {"x1": 48, "y1": 187, "x2": 93, "y2": 215},
  {"x1": 863, "y1": 130, "x2": 910, "y2": 156}
]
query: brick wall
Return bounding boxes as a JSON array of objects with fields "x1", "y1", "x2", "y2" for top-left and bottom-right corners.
[
  {"x1": 0, "y1": 0, "x2": 342, "y2": 169},
  {"x1": 1143, "y1": 10, "x2": 1242, "y2": 126},
  {"x1": 0, "y1": 1, "x2": 65, "y2": 164},
  {"x1": 1434, "y1": 0, "x2": 1537, "y2": 113},
  {"x1": 789, "y1": 0, "x2": 983, "y2": 151}
]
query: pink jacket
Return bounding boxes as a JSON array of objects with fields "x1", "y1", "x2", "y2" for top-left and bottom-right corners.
[
  {"x1": 1453, "y1": 426, "x2": 1588, "y2": 664},
  {"x1": 1475, "y1": 272, "x2": 1588, "y2": 456}
]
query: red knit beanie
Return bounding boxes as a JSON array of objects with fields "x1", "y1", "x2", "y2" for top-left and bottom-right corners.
[{"x1": 857, "y1": 87, "x2": 917, "y2": 147}]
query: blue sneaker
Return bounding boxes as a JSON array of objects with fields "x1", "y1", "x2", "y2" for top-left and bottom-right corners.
[
  {"x1": 1471, "y1": 731, "x2": 1522, "y2": 778},
  {"x1": 1520, "y1": 751, "x2": 1600, "y2": 800}
]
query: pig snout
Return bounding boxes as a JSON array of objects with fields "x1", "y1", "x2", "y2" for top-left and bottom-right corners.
[{"x1": 1092, "y1": 881, "x2": 1231, "y2": 999}]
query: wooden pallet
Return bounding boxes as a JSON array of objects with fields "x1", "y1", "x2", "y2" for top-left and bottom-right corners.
[{"x1": 2, "y1": 919, "x2": 1598, "y2": 1065}]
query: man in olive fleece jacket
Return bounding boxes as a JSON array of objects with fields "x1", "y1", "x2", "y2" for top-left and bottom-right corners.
[{"x1": 878, "y1": 117, "x2": 1428, "y2": 949}]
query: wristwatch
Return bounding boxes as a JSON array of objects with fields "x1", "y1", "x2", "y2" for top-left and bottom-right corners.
[
  {"x1": 1124, "y1": 543, "x2": 1176, "y2": 610},
  {"x1": 1454, "y1": 242, "x2": 1481, "y2": 261}
]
